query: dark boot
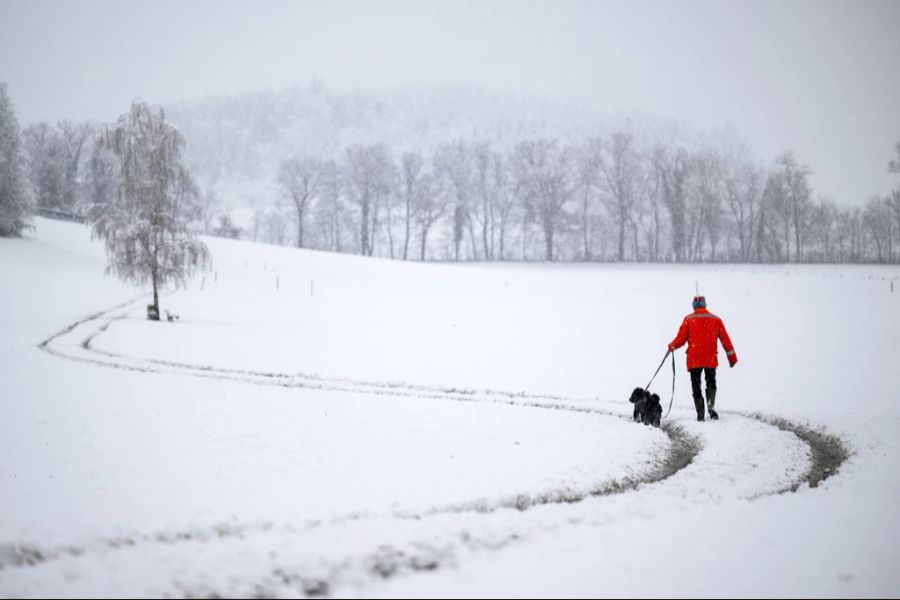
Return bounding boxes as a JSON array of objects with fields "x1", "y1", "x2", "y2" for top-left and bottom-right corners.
[
  {"x1": 693, "y1": 395, "x2": 705, "y2": 421},
  {"x1": 706, "y1": 387, "x2": 718, "y2": 420}
]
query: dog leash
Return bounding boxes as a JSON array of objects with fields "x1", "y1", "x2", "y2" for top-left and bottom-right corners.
[
  {"x1": 663, "y1": 350, "x2": 675, "y2": 418},
  {"x1": 645, "y1": 349, "x2": 677, "y2": 419},
  {"x1": 645, "y1": 349, "x2": 670, "y2": 389}
]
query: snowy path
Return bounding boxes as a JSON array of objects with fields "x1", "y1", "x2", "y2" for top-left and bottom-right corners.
[{"x1": 0, "y1": 297, "x2": 849, "y2": 598}]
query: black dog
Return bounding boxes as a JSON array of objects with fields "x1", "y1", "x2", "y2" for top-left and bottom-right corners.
[{"x1": 629, "y1": 387, "x2": 662, "y2": 427}]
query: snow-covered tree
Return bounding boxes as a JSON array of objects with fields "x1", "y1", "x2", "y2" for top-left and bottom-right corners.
[
  {"x1": 0, "y1": 83, "x2": 32, "y2": 237},
  {"x1": 346, "y1": 144, "x2": 394, "y2": 256},
  {"x1": 198, "y1": 189, "x2": 219, "y2": 235},
  {"x1": 655, "y1": 147, "x2": 692, "y2": 262},
  {"x1": 763, "y1": 151, "x2": 812, "y2": 262},
  {"x1": 414, "y1": 171, "x2": 446, "y2": 261},
  {"x1": 433, "y1": 140, "x2": 474, "y2": 261},
  {"x1": 512, "y1": 138, "x2": 574, "y2": 261},
  {"x1": 862, "y1": 196, "x2": 894, "y2": 263},
  {"x1": 723, "y1": 149, "x2": 764, "y2": 262},
  {"x1": 399, "y1": 151, "x2": 424, "y2": 260},
  {"x1": 315, "y1": 158, "x2": 345, "y2": 253},
  {"x1": 59, "y1": 121, "x2": 92, "y2": 211},
  {"x1": 23, "y1": 123, "x2": 66, "y2": 211},
  {"x1": 597, "y1": 133, "x2": 641, "y2": 261},
  {"x1": 277, "y1": 155, "x2": 326, "y2": 248},
  {"x1": 693, "y1": 150, "x2": 725, "y2": 261},
  {"x1": 23, "y1": 120, "x2": 93, "y2": 215},
  {"x1": 211, "y1": 214, "x2": 242, "y2": 239},
  {"x1": 472, "y1": 141, "x2": 506, "y2": 261},
  {"x1": 85, "y1": 100, "x2": 208, "y2": 319},
  {"x1": 808, "y1": 198, "x2": 838, "y2": 262}
]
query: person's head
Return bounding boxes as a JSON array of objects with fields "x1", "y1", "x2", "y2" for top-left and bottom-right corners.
[{"x1": 692, "y1": 295, "x2": 707, "y2": 309}]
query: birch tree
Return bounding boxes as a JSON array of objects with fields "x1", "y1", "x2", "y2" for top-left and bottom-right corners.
[{"x1": 85, "y1": 100, "x2": 208, "y2": 319}]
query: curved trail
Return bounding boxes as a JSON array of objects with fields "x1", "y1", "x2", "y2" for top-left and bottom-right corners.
[{"x1": 4, "y1": 298, "x2": 849, "y2": 597}]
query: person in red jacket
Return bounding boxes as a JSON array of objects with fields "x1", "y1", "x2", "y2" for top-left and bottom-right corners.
[{"x1": 668, "y1": 296, "x2": 738, "y2": 421}]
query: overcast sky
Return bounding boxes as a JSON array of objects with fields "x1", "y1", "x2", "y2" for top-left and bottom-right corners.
[{"x1": 2, "y1": 0, "x2": 898, "y2": 204}]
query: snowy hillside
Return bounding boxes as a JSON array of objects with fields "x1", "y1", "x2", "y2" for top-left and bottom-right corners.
[
  {"x1": 166, "y1": 83, "x2": 613, "y2": 184},
  {"x1": 163, "y1": 81, "x2": 702, "y2": 224},
  {"x1": 1, "y1": 218, "x2": 899, "y2": 597}
]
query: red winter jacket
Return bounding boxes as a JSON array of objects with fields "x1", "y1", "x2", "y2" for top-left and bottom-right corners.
[{"x1": 668, "y1": 307, "x2": 737, "y2": 370}]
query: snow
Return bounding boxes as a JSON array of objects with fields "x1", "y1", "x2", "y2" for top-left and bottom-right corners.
[{"x1": 1, "y1": 217, "x2": 899, "y2": 597}]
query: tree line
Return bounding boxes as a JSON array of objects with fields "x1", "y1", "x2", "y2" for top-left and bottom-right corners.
[
  {"x1": 3, "y1": 83, "x2": 900, "y2": 265},
  {"x1": 262, "y1": 134, "x2": 900, "y2": 264}
]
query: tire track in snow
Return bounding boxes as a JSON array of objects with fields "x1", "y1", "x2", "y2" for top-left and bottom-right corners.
[
  {"x1": 746, "y1": 412, "x2": 850, "y2": 494},
  {"x1": 0, "y1": 422, "x2": 696, "y2": 572},
  {"x1": 44, "y1": 299, "x2": 848, "y2": 496},
  {"x1": 11, "y1": 298, "x2": 848, "y2": 597},
  {"x1": 18, "y1": 306, "x2": 700, "y2": 571}
]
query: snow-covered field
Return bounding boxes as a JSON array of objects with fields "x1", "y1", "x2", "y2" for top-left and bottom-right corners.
[{"x1": 1, "y1": 218, "x2": 899, "y2": 598}]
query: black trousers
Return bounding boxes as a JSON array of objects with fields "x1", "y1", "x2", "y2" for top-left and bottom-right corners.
[{"x1": 690, "y1": 367, "x2": 716, "y2": 399}]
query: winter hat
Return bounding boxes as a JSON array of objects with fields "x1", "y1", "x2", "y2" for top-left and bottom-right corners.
[{"x1": 692, "y1": 295, "x2": 707, "y2": 309}]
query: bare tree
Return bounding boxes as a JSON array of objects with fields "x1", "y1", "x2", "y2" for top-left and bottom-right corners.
[
  {"x1": 212, "y1": 214, "x2": 242, "y2": 239},
  {"x1": 84, "y1": 100, "x2": 208, "y2": 319},
  {"x1": 346, "y1": 144, "x2": 393, "y2": 256},
  {"x1": 84, "y1": 130, "x2": 118, "y2": 214},
  {"x1": 400, "y1": 151, "x2": 424, "y2": 260},
  {"x1": 492, "y1": 155, "x2": 514, "y2": 261},
  {"x1": 319, "y1": 158, "x2": 344, "y2": 253},
  {"x1": 889, "y1": 188, "x2": 900, "y2": 264},
  {"x1": 58, "y1": 120, "x2": 92, "y2": 211},
  {"x1": 846, "y1": 207, "x2": 864, "y2": 262},
  {"x1": 808, "y1": 198, "x2": 838, "y2": 262},
  {"x1": 512, "y1": 138, "x2": 573, "y2": 261},
  {"x1": 346, "y1": 145, "x2": 372, "y2": 255},
  {"x1": 786, "y1": 153, "x2": 812, "y2": 261},
  {"x1": 434, "y1": 140, "x2": 473, "y2": 261},
  {"x1": 198, "y1": 189, "x2": 218, "y2": 234},
  {"x1": 575, "y1": 141, "x2": 600, "y2": 260},
  {"x1": 757, "y1": 171, "x2": 787, "y2": 262},
  {"x1": 23, "y1": 123, "x2": 66, "y2": 212},
  {"x1": 278, "y1": 155, "x2": 326, "y2": 248},
  {"x1": 693, "y1": 150, "x2": 725, "y2": 261},
  {"x1": 724, "y1": 152, "x2": 764, "y2": 261},
  {"x1": 22, "y1": 120, "x2": 92, "y2": 215},
  {"x1": 472, "y1": 141, "x2": 505, "y2": 260},
  {"x1": 765, "y1": 152, "x2": 812, "y2": 261},
  {"x1": 863, "y1": 196, "x2": 894, "y2": 262},
  {"x1": 414, "y1": 172, "x2": 447, "y2": 260},
  {"x1": 379, "y1": 157, "x2": 400, "y2": 259},
  {"x1": 597, "y1": 133, "x2": 641, "y2": 261},
  {"x1": 655, "y1": 147, "x2": 692, "y2": 261},
  {"x1": 257, "y1": 204, "x2": 291, "y2": 246},
  {"x1": 628, "y1": 147, "x2": 660, "y2": 263},
  {"x1": 636, "y1": 146, "x2": 665, "y2": 262}
]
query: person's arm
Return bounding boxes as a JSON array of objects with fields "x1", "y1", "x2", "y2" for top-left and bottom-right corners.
[
  {"x1": 719, "y1": 320, "x2": 738, "y2": 367},
  {"x1": 668, "y1": 319, "x2": 688, "y2": 352}
]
